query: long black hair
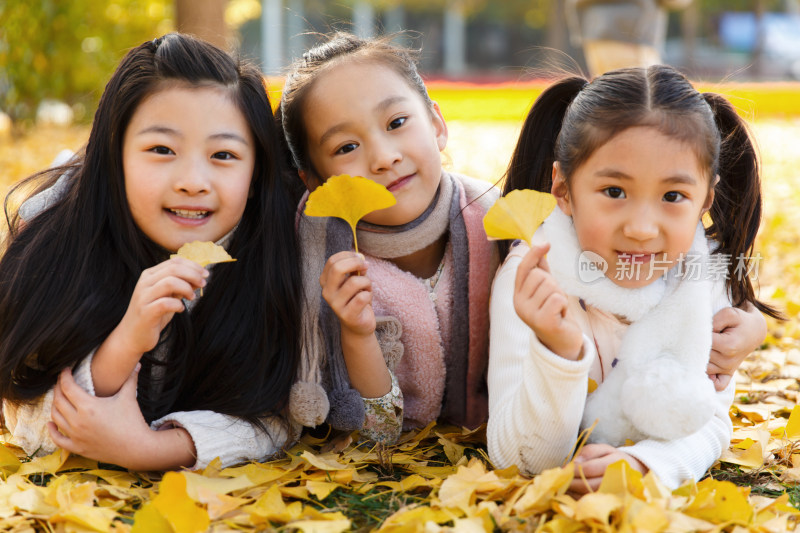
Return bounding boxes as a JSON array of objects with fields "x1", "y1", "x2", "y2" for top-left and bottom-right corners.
[
  {"x1": 0, "y1": 33, "x2": 303, "y2": 427},
  {"x1": 502, "y1": 65, "x2": 780, "y2": 319}
]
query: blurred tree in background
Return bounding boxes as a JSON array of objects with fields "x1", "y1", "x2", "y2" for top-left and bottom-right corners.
[{"x1": 0, "y1": 1, "x2": 173, "y2": 124}]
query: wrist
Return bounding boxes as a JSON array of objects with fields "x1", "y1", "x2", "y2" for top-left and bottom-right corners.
[
  {"x1": 130, "y1": 426, "x2": 196, "y2": 471},
  {"x1": 625, "y1": 453, "x2": 649, "y2": 475},
  {"x1": 92, "y1": 328, "x2": 145, "y2": 396},
  {"x1": 340, "y1": 325, "x2": 375, "y2": 343},
  {"x1": 539, "y1": 335, "x2": 583, "y2": 361},
  {"x1": 340, "y1": 327, "x2": 391, "y2": 398}
]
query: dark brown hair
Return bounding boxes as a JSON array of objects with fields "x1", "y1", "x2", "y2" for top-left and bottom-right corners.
[
  {"x1": 503, "y1": 65, "x2": 780, "y2": 318},
  {"x1": 277, "y1": 32, "x2": 431, "y2": 183}
]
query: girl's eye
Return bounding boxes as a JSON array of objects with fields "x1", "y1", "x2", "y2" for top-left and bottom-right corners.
[
  {"x1": 663, "y1": 191, "x2": 685, "y2": 203},
  {"x1": 388, "y1": 117, "x2": 407, "y2": 130},
  {"x1": 212, "y1": 151, "x2": 236, "y2": 161},
  {"x1": 335, "y1": 143, "x2": 357, "y2": 155},
  {"x1": 603, "y1": 187, "x2": 625, "y2": 199},
  {"x1": 150, "y1": 145, "x2": 174, "y2": 155}
]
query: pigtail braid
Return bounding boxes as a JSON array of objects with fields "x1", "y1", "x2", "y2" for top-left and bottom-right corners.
[
  {"x1": 499, "y1": 77, "x2": 587, "y2": 258},
  {"x1": 703, "y1": 92, "x2": 782, "y2": 319}
]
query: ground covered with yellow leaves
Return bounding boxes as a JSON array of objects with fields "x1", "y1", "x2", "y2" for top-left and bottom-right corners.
[
  {"x1": 0, "y1": 423, "x2": 799, "y2": 532},
  {"x1": 0, "y1": 99, "x2": 798, "y2": 531}
]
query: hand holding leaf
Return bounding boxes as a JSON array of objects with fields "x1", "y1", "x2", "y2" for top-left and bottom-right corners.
[
  {"x1": 304, "y1": 174, "x2": 397, "y2": 253},
  {"x1": 483, "y1": 189, "x2": 557, "y2": 246},
  {"x1": 171, "y1": 241, "x2": 236, "y2": 296}
]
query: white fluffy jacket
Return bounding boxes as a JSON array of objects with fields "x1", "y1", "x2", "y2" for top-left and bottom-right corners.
[
  {"x1": 487, "y1": 209, "x2": 735, "y2": 488},
  {"x1": 540, "y1": 208, "x2": 719, "y2": 445}
]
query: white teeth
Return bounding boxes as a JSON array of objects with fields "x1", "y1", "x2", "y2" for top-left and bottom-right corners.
[{"x1": 170, "y1": 209, "x2": 208, "y2": 219}]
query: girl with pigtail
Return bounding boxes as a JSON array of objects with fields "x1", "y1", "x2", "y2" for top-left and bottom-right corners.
[
  {"x1": 487, "y1": 66, "x2": 778, "y2": 492},
  {"x1": 278, "y1": 32, "x2": 498, "y2": 444}
]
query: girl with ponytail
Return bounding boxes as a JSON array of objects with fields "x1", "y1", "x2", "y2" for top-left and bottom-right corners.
[{"x1": 488, "y1": 65, "x2": 777, "y2": 492}]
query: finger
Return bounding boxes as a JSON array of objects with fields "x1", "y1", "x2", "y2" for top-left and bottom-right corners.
[
  {"x1": 337, "y1": 288, "x2": 375, "y2": 329},
  {"x1": 712, "y1": 307, "x2": 740, "y2": 333},
  {"x1": 516, "y1": 242, "x2": 551, "y2": 282},
  {"x1": 575, "y1": 443, "x2": 616, "y2": 461},
  {"x1": 47, "y1": 421, "x2": 73, "y2": 449},
  {"x1": 706, "y1": 360, "x2": 725, "y2": 374},
  {"x1": 575, "y1": 456, "x2": 617, "y2": 478},
  {"x1": 713, "y1": 373, "x2": 733, "y2": 391},
  {"x1": 49, "y1": 403, "x2": 74, "y2": 438},
  {"x1": 569, "y1": 475, "x2": 601, "y2": 494},
  {"x1": 711, "y1": 330, "x2": 737, "y2": 358},
  {"x1": 57, "y1": 368, "x2": 90, "y2": 406},
  {"x1": 516, "y1": 267, "x2": 549, "y2": 302},
  {"x1": 142, "y1": 258, "x2": 208, "y2": 285},
  {"x1": 540, "y1": 291, "x2": 569, "y2": 321},
  {"x1": 537, "y1": 253, "x2": 553, "y2": 274},
  {"x1": 320, "y1": 254, "x2": 368, "y2": 289},
  {"x1": 323, "y1": 271, "x2": 372, "y2": 309},
  {"x1": 148, "y1": 276, "x2": 202, "y2": 302},
  {"x1": 526, "y1": 277, "x2": 563, "y2": 315},
  {"x1": 143, "y1": 297, "x2": 188, "y2": 318},
  {"x1": 343, "y1": 289, "x2": 373, "y2": 315},
  {"x1": 52, "y1": 380, "x2": 78, "y2": 419}
]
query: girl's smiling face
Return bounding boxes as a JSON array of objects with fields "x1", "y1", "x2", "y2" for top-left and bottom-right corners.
[
  {"x1": 122, "y1": 86, "x2": 254, "y2": 252},
  {"x1": 553, "y1": 126, "x2": 715, "y2": 289},
  {"x1": 301, "y1": 60, "x2": 448, "y2": 226}
]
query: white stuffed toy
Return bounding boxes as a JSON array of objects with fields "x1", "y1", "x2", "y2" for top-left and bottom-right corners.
[{"x1": 539, "y1": 208, "x2": 722, "y2": 447}]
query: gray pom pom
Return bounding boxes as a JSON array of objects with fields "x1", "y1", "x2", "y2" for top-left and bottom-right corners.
[
  {"x1": 289, "y1": 381, "x2": 329, "y2": 427},
  {"x1": 327, "y1": 387, "x2": 365, "y2": 431}
]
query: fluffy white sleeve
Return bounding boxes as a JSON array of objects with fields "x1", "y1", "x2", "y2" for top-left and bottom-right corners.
[
  {"x1": 487, "y1": 252, "x2": 597, "y2": 474},
  {"x1": 2, "y1": 354, "x2": 95, "y2": 456}
]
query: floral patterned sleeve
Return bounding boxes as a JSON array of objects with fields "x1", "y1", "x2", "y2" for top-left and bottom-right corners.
[{"x1": 360, "y1": 370, "x2": 403, "y2": 444}]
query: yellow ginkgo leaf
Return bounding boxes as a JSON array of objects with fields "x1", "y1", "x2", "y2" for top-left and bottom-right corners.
[
  {"x1": 483, "y1": 189, "x2": 557, "y2": 246},
  {"x1": 304, "y1": 174, "x2": 397, "y2": 253},
  {"x1": 785, "y1": 405, "x2": 800, "y2": 439},
  {"x1": 150, "y1": 472, "x2": 210, "y2": 533},
  {"x1": 171, "y1": 241, "x2": 236, "y2": 267}
]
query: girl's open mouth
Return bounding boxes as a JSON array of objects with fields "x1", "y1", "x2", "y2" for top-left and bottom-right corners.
[
  {"x1": 166, "y1": 208, "x2": 211, "y2": 222},
  {"x1": 617, "y1": 252, "x2": 657, "y2": 264}
]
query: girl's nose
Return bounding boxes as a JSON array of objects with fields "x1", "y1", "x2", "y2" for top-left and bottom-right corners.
[
  {"x1": 174, "y1": 156, "x2": 211, "y2": 194},
  {"x1": 622, "y1": 209, "x2": 659, "y2": 241},
  {"x1": 369, "y1": 141, "x2": 402, "y2": 174}
]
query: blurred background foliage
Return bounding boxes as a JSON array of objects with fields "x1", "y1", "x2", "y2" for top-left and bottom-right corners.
[
  {"x1": 0, "y1": 1, "x2": 173, "y2": 124},
  {"x1": 1, "y1": 0, "x2": 799, "y2": 125}
]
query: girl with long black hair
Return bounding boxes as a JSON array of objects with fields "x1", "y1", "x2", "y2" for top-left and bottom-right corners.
[{"x1": 0, "y1": 33, "x2": 303, "y2": 470}]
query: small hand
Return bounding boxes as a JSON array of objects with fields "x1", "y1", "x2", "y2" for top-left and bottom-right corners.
[
  {"x1": 49, "y1": 367, "x2": 197, "y2": 470},
  {"x1": 569, "y1": 443, "x2": 648, "y2": 494},
  {"x1": 320, "y1": 251, "x2": 376, "y2": 337},
  {"x1": 514, "y1": 242, "x2": 583, "y2": 360},
  {"x1": 48, "y1": 366, "x2": 152, "y2": 468},
  {"x1": 707, "y1": 303, "x2": 767, "y2": 391},
  {"x1": 117, "y1": 257, "x2": 208, "y2": 355}
]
